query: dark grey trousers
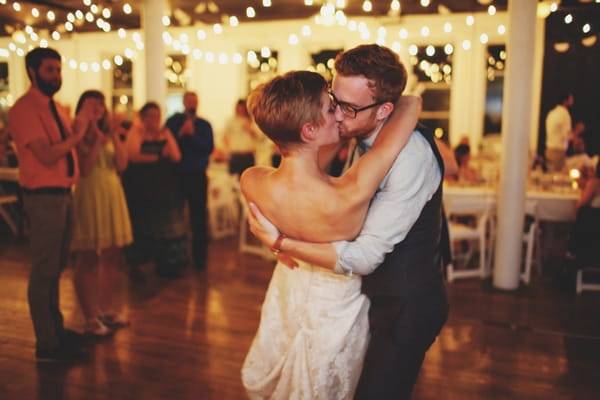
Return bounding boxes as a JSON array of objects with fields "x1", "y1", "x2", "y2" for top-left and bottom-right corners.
[{"x1": 23, "y1": 193, "x2": 72, "y2": 352}]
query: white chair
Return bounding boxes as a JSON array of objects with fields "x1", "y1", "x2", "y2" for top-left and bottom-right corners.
[
  {"x1": 0, "y1": 194, "x2": 19, "y2": 235},
  {"x1": 445, "y1": 199, "x2": 494, "y2": 282},
  {"x1": 576, "y1": 268, "x2": 600, "y2": 294},
  {"x1": 521, "y1": 200, "x2": 543, "y2": 284}
]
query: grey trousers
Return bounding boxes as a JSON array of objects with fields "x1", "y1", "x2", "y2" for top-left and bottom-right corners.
[
  {"x1": 546, "y1": 148, "x2": 566, "y2": 172},
  {"x1": 23, "y1": 193, "x2": 73, "y2": 351}
]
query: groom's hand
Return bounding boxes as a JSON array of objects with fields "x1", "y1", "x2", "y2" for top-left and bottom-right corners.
[{"x1": 248, "y1": 202, "x2": 298, "y2": 269}]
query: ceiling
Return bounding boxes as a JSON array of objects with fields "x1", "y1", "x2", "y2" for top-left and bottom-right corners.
[
  {"x1": 3, "y1": 0, "x2": 509, "y2": 37},
  {"x1": 0, "y1": 1, "x2": 597, "y2": 40}
]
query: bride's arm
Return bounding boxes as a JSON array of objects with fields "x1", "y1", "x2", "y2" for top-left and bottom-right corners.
[
  {"x1": 247, "y1": 202, "x2": 337, "y2": 269},
  {"x1": 338, "y1": 96, "x2": 421, "y2": 205}
]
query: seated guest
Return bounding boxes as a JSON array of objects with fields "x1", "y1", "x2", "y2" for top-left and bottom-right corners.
[
  {"x1": 570, "y1": 161, "x2": 600, "y2": 264},
  {"x1": 556, "y1": 160, "x2": 600, "y2": 290},
  {"x1": 453, "y1": 142, "x2": 479, "y2": 183},
  {"x1": 565, "y1": 129, "x2": 596, "y2": 178},
  {"x1": 121, "y1": 102, "x2": 188, "y2": 280}
]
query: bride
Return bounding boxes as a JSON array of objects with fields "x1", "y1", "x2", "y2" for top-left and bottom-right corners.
[{"x1": 240, "y1": 70, "x2": 420, "y2": 399}]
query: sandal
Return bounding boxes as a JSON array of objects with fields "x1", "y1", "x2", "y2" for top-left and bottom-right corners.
[
  {"x1": 98, "y1": 312, "x2": 130, "y2": 329},
  {"x1": 85, "y1": 318, "x2": 112, "y2": 336}
]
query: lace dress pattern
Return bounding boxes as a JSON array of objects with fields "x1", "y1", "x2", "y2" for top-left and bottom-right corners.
[{"x1": 242, "y1": 260, "x2": 370, "y2": 400}]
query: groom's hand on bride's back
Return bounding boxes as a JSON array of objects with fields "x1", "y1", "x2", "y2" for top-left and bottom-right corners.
[{"x1": 248, "y1": 202, "x2": 298, "y2": 269}]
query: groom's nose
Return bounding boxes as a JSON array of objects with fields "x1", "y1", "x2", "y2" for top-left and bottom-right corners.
[{"x1": 334, "y1": 105, "x2": 345, "y2": 122}]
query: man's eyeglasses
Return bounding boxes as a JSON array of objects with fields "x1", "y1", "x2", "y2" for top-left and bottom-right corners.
[{"x1": 328, "y1": 91, "x2": 384, "y2": 119}]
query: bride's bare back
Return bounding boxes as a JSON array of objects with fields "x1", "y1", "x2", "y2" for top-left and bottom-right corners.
[{"x1": 242, "y1": 92, "x2": 421, "y2": 244}]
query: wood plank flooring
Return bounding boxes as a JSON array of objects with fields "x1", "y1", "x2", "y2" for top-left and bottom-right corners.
[{"x1": 1, "y1": 231, "x2": 599, "y2": 400}]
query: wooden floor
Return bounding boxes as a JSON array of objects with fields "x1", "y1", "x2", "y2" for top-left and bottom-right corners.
[{"x1": 1, "y1": 228, "x2": 599, "y2": 400}]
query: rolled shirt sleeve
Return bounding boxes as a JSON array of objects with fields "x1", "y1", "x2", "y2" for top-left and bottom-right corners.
[{"x1": 332, "y1": 130, "x2": 441, "y2": 276}]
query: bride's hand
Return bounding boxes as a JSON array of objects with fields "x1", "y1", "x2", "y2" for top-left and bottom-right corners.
[
  {"x1": 248, "y1": 202, "x2": 279, "y2": 247},
  {"x1": 248, "y1": 202, "x2": 298, "y2": 269}
]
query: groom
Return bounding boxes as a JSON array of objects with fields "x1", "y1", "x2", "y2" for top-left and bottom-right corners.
[{"x1": 247, "y1": 44, "x2": 448, "y2": 399}]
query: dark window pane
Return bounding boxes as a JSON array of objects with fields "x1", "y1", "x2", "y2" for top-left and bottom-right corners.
[
  {"x1": 484, "y1": 45, "x2": 506, "y2": 136},
  {"x1": 113, "y1": 59, "x2": 133, "y2": 90},
  {"x1": 422, "y1": 89, "x2": 450, "y2": 111}
]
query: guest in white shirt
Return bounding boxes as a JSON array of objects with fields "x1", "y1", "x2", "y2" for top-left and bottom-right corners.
[{"x1": 545, "y1": 92, "x2": 585, "y2": 172}]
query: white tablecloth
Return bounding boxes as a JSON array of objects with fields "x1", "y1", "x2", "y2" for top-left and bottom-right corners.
[{"x1": 443, "y1": 184, "x2": 579, "y2": 222}]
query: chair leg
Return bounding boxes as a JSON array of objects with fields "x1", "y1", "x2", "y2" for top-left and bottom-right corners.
[
  {"x1": 534, "y1": 230, "x2": 543, "y2": 276},
  {"x1": 479, "y1": 235, "x2": 486, "y2": 278},
  {"x1": 447, "y1": 263, "x2": 455, "y2": 283}
]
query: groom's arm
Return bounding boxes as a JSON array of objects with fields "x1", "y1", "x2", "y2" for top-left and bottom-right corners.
[{"x1": 250, "y1": 132, "x2": 441, "y2": 274}]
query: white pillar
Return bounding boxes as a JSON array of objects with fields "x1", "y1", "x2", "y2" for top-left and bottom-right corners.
[
  {"x1": 142, "y1": 0, "x2": 166, "y2": 108},
  {"x1": 492, "y1": 0, "x2": 538, "y2": 290}
]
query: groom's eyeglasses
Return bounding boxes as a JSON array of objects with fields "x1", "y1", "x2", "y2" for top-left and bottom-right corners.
[{"x1": 328, "y1": 91, "x2": 384, "y2": 119}]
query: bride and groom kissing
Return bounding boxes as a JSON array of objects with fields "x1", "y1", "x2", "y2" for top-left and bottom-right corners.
[{"x1": 240, "y1": 44, "x2": 449, "y2": 400}]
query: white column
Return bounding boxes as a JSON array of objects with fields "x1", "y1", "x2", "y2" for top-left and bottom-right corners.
[
  {"x1": 492, "y1": 0, "x2": 538, "y2": 290},
  {"x1": 142, "y1": 0, "x2": 166, "y2": 107}
]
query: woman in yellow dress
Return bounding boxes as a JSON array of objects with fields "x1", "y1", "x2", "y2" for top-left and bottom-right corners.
[{"x1": 71, "y1": 90, "x2": 133, "y2": 335}]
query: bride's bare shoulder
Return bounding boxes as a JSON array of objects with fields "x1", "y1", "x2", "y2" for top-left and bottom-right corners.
[
  {"x1": 241, "y1": 166, "x2": 272, "y2": 181},
  {"x1": 240, "y1": 166, "x2": 274, "y2": 193}
]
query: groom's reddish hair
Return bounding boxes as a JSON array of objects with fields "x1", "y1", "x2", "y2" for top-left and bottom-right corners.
[{"x1": 334, "y1": 44, "x2": 407, "y2": 103}]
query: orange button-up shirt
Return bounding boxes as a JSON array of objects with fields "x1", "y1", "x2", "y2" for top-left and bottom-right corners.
[{"x1": 8, "y1": 87, "x2": 79, "y2": 189}]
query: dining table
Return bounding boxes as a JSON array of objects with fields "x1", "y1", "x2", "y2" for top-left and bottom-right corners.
[
  {"x1": 442, "y1": 180, "x2": 580, "y2": 280},
  {"x1": 443, "y1": 182, "x2": 579, "y2": 223}
]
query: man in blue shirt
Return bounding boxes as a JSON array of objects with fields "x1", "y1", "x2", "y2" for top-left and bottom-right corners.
[{"x1": 166, "y1": 91, "x2": 214, "y2": 269}]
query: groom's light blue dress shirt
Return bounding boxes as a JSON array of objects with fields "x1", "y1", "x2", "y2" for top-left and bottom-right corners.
[{"x1": 332, "y1": 124, "x2": 441, "y2": 276}]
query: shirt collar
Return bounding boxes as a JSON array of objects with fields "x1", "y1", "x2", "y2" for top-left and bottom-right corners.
[{"x1": 28, "y1": 86, "x2": 53, "y2": 106}]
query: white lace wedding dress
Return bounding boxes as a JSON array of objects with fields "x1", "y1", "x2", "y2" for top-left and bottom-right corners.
[{"x1": 242, "y1": 260, "x2": 370, "y2": 400}]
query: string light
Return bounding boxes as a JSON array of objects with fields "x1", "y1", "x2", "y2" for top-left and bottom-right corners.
[
  {"x1": 21, "y1": 2, "x2": 600, "y2": 77},
  {"x1": 564, "y1": 14, "x2": 573, "y2": 24}
]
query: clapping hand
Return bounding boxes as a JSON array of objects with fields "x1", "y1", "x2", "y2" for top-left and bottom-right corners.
[
  {"x1": 179, "y1": 118, "x2": 194, "y2": 137},
  {"x1": 109, "y1": 112, "x2": 126, "y2": 138}
]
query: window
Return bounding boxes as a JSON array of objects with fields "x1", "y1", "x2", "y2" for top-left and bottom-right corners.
[
  {"x1": 310, "y1": 49, "x2": 342, "y2": 83},
  {"x1": 112, "y1": 57, "x2": 134, "y2": 120},
  {"x1": 165, "y1": 54, "x2": 189, "y2": 117},
  {"x1": 483, "y1": 45, "x2": 506, "y2": 136},
  {"x1": 0, "y1": 61, "x2": 8, "y2": 129},
  {"x1": 247, "y1": 48, "x2": 278, "y2": 93},
  {"x1": 410, "y1": 45, "x2": 452, "y2": 140}
]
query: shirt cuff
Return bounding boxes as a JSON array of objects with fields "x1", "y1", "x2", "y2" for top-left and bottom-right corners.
[{"x1": 332, "y1": 240, "x2": 352, "y2": 276}]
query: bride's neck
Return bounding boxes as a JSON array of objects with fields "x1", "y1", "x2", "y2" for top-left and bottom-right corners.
[{"x1": 278, "y1": 148, "x2": 324, "y2": 178}]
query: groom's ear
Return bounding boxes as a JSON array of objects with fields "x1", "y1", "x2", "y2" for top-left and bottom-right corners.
[{"x1": 376, "y1": 101, "x2": 394, "y2": 120}]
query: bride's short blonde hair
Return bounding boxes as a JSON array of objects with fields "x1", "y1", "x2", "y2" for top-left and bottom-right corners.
[{"x1": 247, "y1": 70, "x2": 327, "y2": 151}]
